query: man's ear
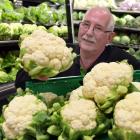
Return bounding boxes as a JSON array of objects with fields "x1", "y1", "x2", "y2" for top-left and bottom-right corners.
[{"x1": 107, "y1": 32, "x2": 116, "y2": 43}]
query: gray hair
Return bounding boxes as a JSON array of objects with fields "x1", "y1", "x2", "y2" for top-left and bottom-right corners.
[
  {"x1": 85, "y1": 6, "x2": 115, "y2": 32},
  {"x1": 106, "y1": 13, "x2": 115, "y2": 32}
]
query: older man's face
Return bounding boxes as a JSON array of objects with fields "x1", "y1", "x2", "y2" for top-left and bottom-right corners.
[{"x1": 78, "y1": 8, "x2": 112, "y2": 52}]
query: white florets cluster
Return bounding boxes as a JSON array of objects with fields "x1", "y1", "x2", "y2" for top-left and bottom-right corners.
[
  {"x1": 114, "y1": 92, "x2": 140, "y2": 134},
  {"x1": 82, "y1": 62, "x2": 133, "y2": 99},
  {"x1": 2, "y1": 94, "x2": 47, "y2": 139},
  {"x1": 20, "y1": 29, "x2": 76, "y2": 77},
  {"x1": 61, "y1": 98, "x2": 97, "y2": 131}
]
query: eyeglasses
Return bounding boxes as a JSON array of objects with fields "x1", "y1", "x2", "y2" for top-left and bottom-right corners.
[{"x1": 80, "y1": 21, "x2": 112, "y2": 34}]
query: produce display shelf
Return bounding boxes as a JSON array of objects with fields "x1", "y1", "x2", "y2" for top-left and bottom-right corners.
[
  {"x1": 0, "y1": 82, "x2": 16, "y2": 100},
  {"x1": 111, "y1": 9, "x2": 140, "y2": 15},
  {"x1": 73, "y1": 8, "x2": 87, "y2": 12},
  {"x1": 109, "y1": 43, "x2": 140, "y2": 49},
  {"x1": 22, "y1": 0, "x2": 47, "y2": 4},
  {"x1": 73, "y1": 20, "x2": 81, "y2": 25},
  {"x1": 0, "y1": 40, "x2": 18, "y2": 44},
  {"x1": 115, "y1": 27, "x2": 140, "y2": 33},
  {"x1": 73, "y1": 9, "x2": 140, "y2": 15},
  {"x1": 0, "y1": 40, "x2": 19, "y2": 51},
  {"x1": 110, "y1": 43, "x2": 140, "y2": 50}
]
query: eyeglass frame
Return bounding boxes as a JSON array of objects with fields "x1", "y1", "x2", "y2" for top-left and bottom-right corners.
[{"x1": 79, "y1": 21, "x2": 113, "y2": 34}]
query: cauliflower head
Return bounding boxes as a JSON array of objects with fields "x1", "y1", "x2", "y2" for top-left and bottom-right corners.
[
  {"x1": 2, "y1": 94, "x2": 47, "y2": 139},
  {"x1": 20, "y1": 29, "x2": 76, "y2": 78},
  {"x1": 69, "y1": 86, "x2": 84, "y2": 101},
  {"x1": 115, "y1": 92, "x2": 140, "y2": 134},
  {"x1": 61, "y1": 99, "x2": 97, "y2": 131},
  {"x1": 59, "y1": 98, "x2": 111, "y2": 139},
  {"x1": 82, "y1": 61, "x2": 133, "y2": 113},
  {"x1": 109, "y1": 92, "x2": 140, "y2": 140}
]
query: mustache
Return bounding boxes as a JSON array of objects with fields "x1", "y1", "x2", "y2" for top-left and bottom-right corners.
[{"x1": 82, "y1": 36, "x2": 96, "y2": 43}]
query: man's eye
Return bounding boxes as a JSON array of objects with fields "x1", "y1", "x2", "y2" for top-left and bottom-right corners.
[
  {"x1": 83, "y1": 23, "x2": 89, "y2": 26},
  {"x1": 95, "y1": 27, "x2": 102, "y2": 30}
]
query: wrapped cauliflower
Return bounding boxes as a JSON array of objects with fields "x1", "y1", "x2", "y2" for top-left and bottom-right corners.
[
  {"x1": 82, "y1": 61, "x2": 133, "y2": 113},
  {"x1": 2, "y1": 93, "x2": 49, "y2": 140},
  {"x1": 109, "y1": 92, "x2": 140, "y2": 140},
  {"x1": 19, "y1": 29, "x2": 76, "y2": 79}
]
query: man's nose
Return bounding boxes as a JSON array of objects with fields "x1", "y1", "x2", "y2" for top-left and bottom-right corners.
[{"x1": 86, "y1": 25, "x2": 94, "y2": 36}]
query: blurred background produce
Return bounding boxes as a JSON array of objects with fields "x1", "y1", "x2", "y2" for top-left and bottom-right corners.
[{"x1": 0, "y1": 51, "x2": 20, "y2": 83}]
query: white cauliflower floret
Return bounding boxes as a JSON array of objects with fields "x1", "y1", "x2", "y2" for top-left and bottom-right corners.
[
  {"x1": 93, "y1": 86, "x2": 111, "y2": 104},
  {"x1": 2, "y1": 95, "x2": 47, "y2": 139},
  {"x1": 82, "y1": 77, "x2": 97, "y2": 99},
  {"x1": 82, "y1": 61, "x2": 133, "y2": 113},
  {"x1": 61, "y1": 98, "x2": 97, "y2": 131},
  {"x1": 48, "y1": 58, "x2": 62, "y2": 71},
  {"x1": 83, "y1": 61, "x2": 133, "y2": 99},
  {"x1": 69, "y1": 86, "x2": 84, "y2": 101},
  {"x1": 84, "y1": 62, "x2": 133, "y2": 88},
  {"x1": 31, "y1": 50, "x2": 49, "y2": 66},
  {"x1": 114, "y1": 92, "x2": 140, "y2": 134},
  {"x1": 20, "y1": 29, "x2": 76, "y2": 78}
]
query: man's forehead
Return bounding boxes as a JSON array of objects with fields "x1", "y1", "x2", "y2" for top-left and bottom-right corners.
[
  {"x1": 84, "y1": 8, "x2": 111, "y2": 26},
  {"x1": 86, "y1": 8, "x2": 110, "y2": 18}
]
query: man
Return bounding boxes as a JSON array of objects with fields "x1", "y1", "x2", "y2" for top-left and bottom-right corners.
[
  {"x1": 15, "y1": 6, "x2": 140, "y2": 89},
  {"x1": 78, "y1": 6, "x2": 140, "y2": 70}
]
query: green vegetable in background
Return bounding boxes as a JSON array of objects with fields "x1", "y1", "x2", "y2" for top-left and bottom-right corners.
[
  {"x1": 50, "y1": 0, "x2": 65, "y2": 4},
  {"x1": 0, "y1": 23, "x2": 11, "y2": 41},
  {"x1": 24, "y1": 6, "x2": 38, "y2": 23},
  {"x1": 37, "y1": 3, "x2": 52, "y2": 25},
  {"x1": 133, "y1": 50, "x2": 140, "y2": 60},
  {"x1": 0, "y1": 0, "x2": 14, "y2": 11},
  {"x1": 48, "y1": 25, "x2": 68, "y2": 37},
  {"x1": 78, "y1": 12, "x2": 84, "y2": 20},
  {"x1": 22, "y1": 24, "x2": 37, "y2": 35},
  {"x1": 1, "y1": 51, "x2": 19, "y2": 69},
  {"x1": 123, "y1": 14, "x2": 135, "y2": 27},
  {"x1": 127, "y1": 48, "x2": 136, "y2": 56},
  {"x1": 120, "y1": 35, "x2": 130, "y2": 45},
  {"x1": 48, "y1": 25, "x2": 60, "y2": 36},
  {"x1": 37, "y1": 25, "x2": 47, "y2": 31},
  {"x1": 9, "y1": 66, "x2": 20, "y2": 81},
  {"x1": 0, "y1": 70, "x2": 10, "y2": 83},
  {"x1": 116, "y1": 18, "x2": 126, "y2": 26},
  {"x1": 10, "y1": 23, "x2": 23, "y2": 40},
  {"x1": 112, "y1": 36, "x2": 121, "y2": 44},
  {"x1": 59, "y1": 25, "x2": 68, "y2": 37},
  {"x1": 2, "y1": 10, "x2": 24, "y2": 22},
  {"x1": 57, "y1": 6, "x2": 66, "y2": 24},
  {"x1": 130, "y1": 34, "x2": 138, "y2": 45},
  {"x1": 73, "y1": 12, "x2": 79, "y2": 20},
  {"x1": 0, "y1": 51, "x2": 20, "y2": 83},
  {"x1": 133, "y1": 16, "x2": 140, "y2": 28},
  {"x1": 0, "y1": 9, "x2": 2, "y2": 22}
]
